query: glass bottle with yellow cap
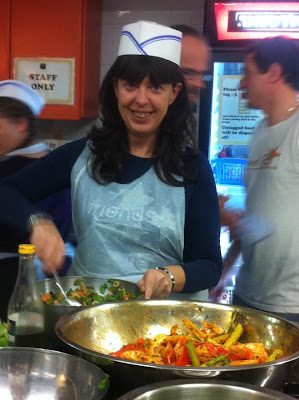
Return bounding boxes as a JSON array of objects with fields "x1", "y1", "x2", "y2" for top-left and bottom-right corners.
[{"x1": 7, "y1": 244, "x2": 44, "y2": 347}]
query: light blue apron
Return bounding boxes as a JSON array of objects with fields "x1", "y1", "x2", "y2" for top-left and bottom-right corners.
[{"x1": 69, "y1": 144, "x2": 207, "y2": 300}]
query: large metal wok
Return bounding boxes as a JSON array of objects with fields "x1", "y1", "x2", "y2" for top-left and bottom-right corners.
[
  {"x1": 55, "y1": 300, "x2": 299, "y2": 397},
  {"x1": 37, "y1": 276, "x2": 141, "y2": 350}
]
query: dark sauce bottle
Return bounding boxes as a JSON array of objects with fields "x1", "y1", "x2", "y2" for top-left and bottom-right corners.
[{"x1": 7, "y1": 244, "x2": 45, "y2": 347}]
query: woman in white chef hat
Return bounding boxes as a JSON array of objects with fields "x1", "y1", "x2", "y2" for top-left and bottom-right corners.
[
  {"x1": 0, "y1": 22, "x2": 222, "y2": 301},
  {"x1": 0, "y1": 80, "x2": 47, "y2": 157},
  {"x1": 0, "y1": 81, "x2": 74, "y2": 320}
]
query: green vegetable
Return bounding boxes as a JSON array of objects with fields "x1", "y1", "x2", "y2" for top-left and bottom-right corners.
[
  {"x1": 98, "y1": 373, "x2": 109, "y2": 389},
  {"x1": 42, "y1": 278, "x2": 141, "y2": 306},
  {"x1": 225, "y1": 310, "x2": 237, "y2": 334},
  {"x1": 0, "y1": 324, "x2": 7, "y2": 337},
  {"x1": 186, "y1": 340, "x2": 199, "y2": 366},
  {"x1": 108, "y1": 286, "x2": 117, "y2": 294},
  {"x1": 93, "y1": 295, "x2": 104, "y2": 304},
  {"x1": 224, "y1": 323, "x2": 243, "y2": 348},
  {"x1": 105, "y1": 296, "x2": 117, "y2": 301},
  {"x1": 266, "y1": 349, "x2": 283, "y2": 362},
  {"x1": 207, "y1": 337, "x2": 218, "y2": 345},
  {"x1": 207, "y1": 354, "x2": 228, "y2": 366},
  {"x1": 100, "y1": 283, "x2": 108, "y2": 294},
  {"x1": 81, "y1": 297, "x2": 91, "y2": 305},
  {"x1": 0, "y1": 322, "x2": 8, "y2": 347}
]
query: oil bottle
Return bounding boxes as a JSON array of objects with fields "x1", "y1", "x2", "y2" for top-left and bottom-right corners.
[{"x1": 7, "y1": 244, "x2": 44, "y2": 347}]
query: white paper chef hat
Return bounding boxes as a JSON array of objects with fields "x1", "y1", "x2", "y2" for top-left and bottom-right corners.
[
  {"x1": 118, "y1": 21, "x2": 182, "y2": 66},
  {"x1": 0, "y1": 80, "x2": 45, "y2": 116}
]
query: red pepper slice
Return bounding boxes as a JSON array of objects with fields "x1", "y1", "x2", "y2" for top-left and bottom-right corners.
[
  {"x1": 174, "y1": 344, "x2": 190, "y2": 366},
  {"x1": 109, "y1": 348, "x2": 126, "y2": 358},
  {"x1": 206, "y1": 342, "x2": 219, "y2": 358},
  {"x1": 217, "y1": 346, "x2": 229, "y2": 356},
  {"x1": 125, "y1": 343, "x2": 135, "y2": 351}
]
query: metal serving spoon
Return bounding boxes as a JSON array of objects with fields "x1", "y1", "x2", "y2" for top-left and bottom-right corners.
[{"x1": 51, "y1": 269, "x2": 81, "y2": 307}]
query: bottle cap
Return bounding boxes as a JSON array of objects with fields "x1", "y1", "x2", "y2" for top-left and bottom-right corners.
[{"x1": 18, "y1": 244, "x2": 35, "y2": 254}]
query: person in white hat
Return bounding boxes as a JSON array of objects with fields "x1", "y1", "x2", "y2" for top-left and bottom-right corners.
[
  {"x1": 0, "y1": 80, "x2": 46, "y2": 157},
  {"x1": 0, "y1": 80, "x2": 73, "y2": 320},
  {"x1": 0, "y1": 22, "x2": 222, "y2": 302}
]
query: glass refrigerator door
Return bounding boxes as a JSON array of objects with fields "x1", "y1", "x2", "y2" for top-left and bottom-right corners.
[{"x1": 209, "y1": 61, "x2": 264, "y2": 259}]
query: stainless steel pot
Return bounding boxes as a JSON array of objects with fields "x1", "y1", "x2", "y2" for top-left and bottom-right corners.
[
  {"x1": 116, "y1": 379, "x2": 295, "y2": 400},
  {"x1": 55, "y1": 300, "x2": 299, "y2": 397},
  {"x1": 0, "y1": 347, "x2": 108, "y2": 399},
  {"x1": 37, "y1": 276, "x2": 141, "y2": 350}
]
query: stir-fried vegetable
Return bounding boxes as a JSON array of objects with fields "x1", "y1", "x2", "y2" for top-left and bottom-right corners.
[
  {"x1": 186, "y1": 340, "x2": 199, "y2": 366},
  {"x1": 266, "y1": 349, "x2": 284, "y2": 362},
  {"x1": 41, "y1": 279, "x2": 140, "y2": 306},
  {"x1": 109, "y1": 318, "x2": 285, "y2": 367},
  {"x1": 224, "y1": 323, "x2": 243, "y2": 348}
]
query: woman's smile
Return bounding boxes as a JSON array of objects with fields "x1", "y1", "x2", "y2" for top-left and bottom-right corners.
[{"x1": 131, "y1": 111, "x2": 153, "y2": 119}]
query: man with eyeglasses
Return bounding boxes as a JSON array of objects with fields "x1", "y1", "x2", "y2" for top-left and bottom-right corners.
[{"x1": 171, "y1": 25, "x2": 211, "y2": 103}]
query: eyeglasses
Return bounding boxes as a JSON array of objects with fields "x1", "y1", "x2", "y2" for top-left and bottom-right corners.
[{"x1": 181, "y1": 68, "x2": 212, "y2": 82}]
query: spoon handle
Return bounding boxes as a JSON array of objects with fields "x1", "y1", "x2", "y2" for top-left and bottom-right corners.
[{"x1": 52, "y1": 268, "x2": 67, "y2": 298}]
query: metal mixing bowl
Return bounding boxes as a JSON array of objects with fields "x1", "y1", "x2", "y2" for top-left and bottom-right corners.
[
  {"x1": 116, "y1": 379, "x2": 295, "y2": 400},
  {"x1": 55, "y1": 300, "x2": 299, "y2": 397},
  {"x1": 0, "y1": 347, "x2": 108, "y2": 399},
  {"x1": 37, "y1": 276, "x2": 141, "y2": 350}
]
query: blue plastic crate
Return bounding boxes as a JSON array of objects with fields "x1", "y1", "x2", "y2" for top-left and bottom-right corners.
[{"x1": 214, "y1": 158, "x2": 248, "y2": 185}]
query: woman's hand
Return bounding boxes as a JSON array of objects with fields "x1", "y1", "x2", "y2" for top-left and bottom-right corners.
[
  {"x1": 209, "y1": 240, "x2": 241, "y2": 302},
  {"x1": 137, "y1": 265, "x2": 185, "y2": 299},
  {"x1": 30, "y1": 220, "x2": 66, "y2": 273},
  {"x1": 137, "y1": 269, "x2": 172, "y2": 299}
]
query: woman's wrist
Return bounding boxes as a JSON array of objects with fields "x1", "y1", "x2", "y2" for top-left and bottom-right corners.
[
  {"x1": 154, "y1": 265, "x2": 186, "y2": 293},
  {"x1": 155, "y1": 267, "x2": 175, "y2": 291}
]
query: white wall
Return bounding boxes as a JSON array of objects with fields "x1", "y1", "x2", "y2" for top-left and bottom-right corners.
[{"x1": 38, "y1": 0, "x2": 205, "y2": 143}]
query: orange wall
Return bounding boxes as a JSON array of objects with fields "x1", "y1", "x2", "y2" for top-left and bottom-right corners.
[
  {"x1": 0, "y1": 0, "x2": 10, "y2": 81},
  {"x1": 9, "y1": 0, "x2": 101, "y2": 120}
]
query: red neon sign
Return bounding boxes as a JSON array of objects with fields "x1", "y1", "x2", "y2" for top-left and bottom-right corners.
[{"x1": 215, "y1": 2, "x2": 299, "y2": 40}]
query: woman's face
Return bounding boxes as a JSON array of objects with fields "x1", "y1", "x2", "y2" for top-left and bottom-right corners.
[
  {"x1": 114, "y1": 76, "x2": 181, "y2": 140},
  {"x1": 0, "y1": 117, "x2": 28, "y2": 156}
]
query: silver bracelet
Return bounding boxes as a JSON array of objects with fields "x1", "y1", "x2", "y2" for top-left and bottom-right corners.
[
  {"x1": 154, "y1": 267, "x2": 175, "y2": 291},
  {"x1": 27, "y1": 212, "x2": 53, "y2": 234}
]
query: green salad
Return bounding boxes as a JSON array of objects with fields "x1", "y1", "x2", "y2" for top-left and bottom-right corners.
[{"x1": 42, "y1": 278, "x2": 140, "y2": 306}]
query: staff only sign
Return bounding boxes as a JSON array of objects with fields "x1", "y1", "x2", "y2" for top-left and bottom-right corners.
[{"x1": 13, "y1": 57, "x2": 75, "y2": 105}]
